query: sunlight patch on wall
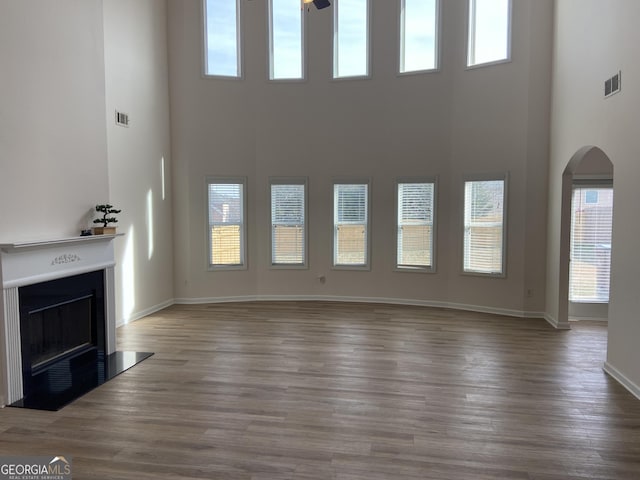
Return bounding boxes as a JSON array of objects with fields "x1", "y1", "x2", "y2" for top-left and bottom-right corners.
[
  {"x1": 161, "y1": 156, "x2": 166, "y2": 201},
  {"x1": 121, "y1": 226, "x2": 136, "y2": 324},
  {"x1": 147, "y1": 189, "x2": 154, "y2": 260}
]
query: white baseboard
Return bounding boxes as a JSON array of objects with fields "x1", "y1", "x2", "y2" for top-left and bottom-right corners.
[
  {"x1": 569, "y1": 316, "x2": 608, "y2": 323},
  {"x1": 543, "y1": 313, "x2": 571, "y2": 330},
  {"x1": 603, "y1": 361, "x2": 640, "y2": 401},
  {"x1": 174, "y1": 294, "x2": 548, "y2": 320},
  {"x1": 117, "y1": 298, "x2": 175, "y2": 327}
]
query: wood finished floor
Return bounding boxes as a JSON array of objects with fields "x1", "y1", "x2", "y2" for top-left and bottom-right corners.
[{"x1": 1, "y1": 302, "x2": 640, "y2": 480}]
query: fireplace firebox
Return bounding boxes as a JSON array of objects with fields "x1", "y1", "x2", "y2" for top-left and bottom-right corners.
[{"x1": 19, "y1": 270, "x2": 105, "y2": 399}]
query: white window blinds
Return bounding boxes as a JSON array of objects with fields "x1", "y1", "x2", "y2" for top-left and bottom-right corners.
[
  {"x1": 208, "y1": 180, "x2": 245, "y2": 267},
  {"x1": 397, "y1": 182, "x2": 435, "y2": 269},
  {"x1": 334, "y1": 183, "x2": 369, "y2": 266},
  {"x1": 271, "y1": 182, "x2": 306, "y2": 265},
  {"x1": 463, "y1": 179, "x2": 505, "y2": 275},
  {"x1": 569, "y1": 186, "x2": 613, "y2": 303}
]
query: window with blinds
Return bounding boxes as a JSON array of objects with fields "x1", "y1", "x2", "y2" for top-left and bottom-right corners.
[
  {"x1": 399, "y1": 0, "x2": 439, "y2": 74},
  {"x1": 569, "y1": 186, "x2": 613, "y2": 303},
  {"x1": 397, "y1": 180, "x2": 435, "y2": 270},
  {"x1": 463, "y1": 178, "x2": 506, "y2": 275},
  {"x1": 333, "y1": 182, "x2": 369, "y2": 267},
  {"x1": 269, "y1": 0, "x2": 304, "y2": 80},
  {"x1": 207, "y1": 178, "x2": 246, "y2": 268},
  {"x1": 204, "y1": 0, "x2": 241, "y2": 77},
  {"x1": 271, "y1": 180, "x2": 307, "y2": 266}
]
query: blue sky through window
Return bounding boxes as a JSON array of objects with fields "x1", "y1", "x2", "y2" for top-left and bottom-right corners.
[
  {"x1": 205, "y1": 0, "x2": 239, "y2": 76},
  {"x1": 271, "y1": 0, "x2": 303, "y2": 79},
  {"x1": 401, "y1": 0, "x2": 437, "y2": 72},
  {"x1": 334, "y1": 0, "x2": 368, "y2": 78},
  {"x1": 469, "y1": 0, "x2": 510, "y2": 66}
]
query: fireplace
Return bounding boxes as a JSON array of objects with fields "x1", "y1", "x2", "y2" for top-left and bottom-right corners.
[
  {"x1": 19, "y1": 270, "x2": 105, "y2": 399},
  {"x1": 0, "y1": 235, "x2": 152, "y2": 410}
]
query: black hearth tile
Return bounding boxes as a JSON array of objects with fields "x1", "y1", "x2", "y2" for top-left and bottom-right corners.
[{"x1": 9, "y1": 350, "x2": 153, "y2": 411}]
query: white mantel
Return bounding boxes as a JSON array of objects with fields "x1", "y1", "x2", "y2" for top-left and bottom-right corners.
[{"x1": 0, "y1": 235, "x2": 121, "y2": 407}]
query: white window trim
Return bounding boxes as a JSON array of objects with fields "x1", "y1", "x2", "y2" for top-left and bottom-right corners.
[
  {"x1": 269, "y1": 177, "x2": 309, "y2": 269},
  {"x1": 332, "y1": 0, "x2": 372, "y2": 80},
  {"x1": 332, "y1": 177, "x2": 371, "y2": 270},
  {"x1": 461, "y1": 173, "x2": 508, "y2": 278},
  {"x1": 267, "y1": 0, "x2": 307, "y2": 81},
  {"x1": 466, "y1": 0, "x2": 513, "y2": 70},
  {"x1": 395, "y1": 176, "x2": 438, "y2": 273},
  {"x1": 206, "y1": 176, "x2": 248, "y2": 271},
  {"x1": 569, "y1": 179, "x2": 613, "y2": 304},
  {"x1": 202, "y1": 0, "x2": 244, "y2": 79},
  {"x1": 397, "y1": 0, "x2": 441, "y2": 76}
]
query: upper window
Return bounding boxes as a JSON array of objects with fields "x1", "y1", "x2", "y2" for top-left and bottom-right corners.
[
  {"x1": 207, "y1": 177, "x2": 247, "y2": 269},
  {"x1": 270, "y1": 178, "x2": 307, "y2": 267},
  {"x1": 333, "y1": 181, "x2": 370, "y2": 268},
  {"x1": 269, "y1": 0, "x2": 304, "y2": 80},
  {"x1": 569, "y1": 185, "x2": 613, "y2": 303},
  {"x1": 463, "y1": 177, "x2": 506, "y2": 276},
  {"x1": 467, "y1": 0, "x2": 511, "y2": 67},
  {"x1": 204, "y1": 0, "x2": 241, "y2": 77},
  {"x1": 396, "y1": 179, "x2": 436, "y2": 271},
  {"x1": 400, "y1": 0, "x2": 439, "y2": 73},
  {"x1": 333, "y1": 0, "x2": 369, "y2": 78}
]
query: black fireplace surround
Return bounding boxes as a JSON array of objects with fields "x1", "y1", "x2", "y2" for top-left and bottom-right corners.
[{"x1": 11, "y1": 270, "x2": 152, "y2": 411}]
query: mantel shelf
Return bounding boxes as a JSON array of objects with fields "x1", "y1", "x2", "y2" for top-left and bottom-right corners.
[{"x1": 0, "y1": 234, "x2": 124, "y2": 254}]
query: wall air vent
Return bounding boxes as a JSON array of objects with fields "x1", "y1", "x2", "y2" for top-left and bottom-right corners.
[
  {"x1": 115, "y1": 110, "x2": 130, "y2": 127},
  {"x1": 604, "y1": 71, "x2": 622, "y2": 98}
]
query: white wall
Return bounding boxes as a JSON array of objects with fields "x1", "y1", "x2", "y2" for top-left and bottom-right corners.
[
  {"x1": 103, "y1": 0, "x2": 174, "y2": 325},
  {"x1": 0, "y1": 0, "x2": 109, "y2": 241},
  {"x1": 168, "y1": 0, "x2": 553, "y2": 316},
  {"x1": 549, "y1": 0, "x2": 640, "y2": 396},
  {"x1": 0, "y1": 0, "x2": 174, "y2": 328}
]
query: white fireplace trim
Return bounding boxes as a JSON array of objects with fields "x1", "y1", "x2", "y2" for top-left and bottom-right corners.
[{"x1": 0, "y1": 235, "x2": 121, "y2": 407}]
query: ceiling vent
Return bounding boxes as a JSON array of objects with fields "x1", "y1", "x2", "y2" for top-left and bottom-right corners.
[{"x1": 604, "y1": 71, "x2": 622, "y2": 98}]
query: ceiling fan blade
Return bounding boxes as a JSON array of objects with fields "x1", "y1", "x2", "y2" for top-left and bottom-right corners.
[{"x1": 313, "y1": 0, "x2": 331, "y2": 9}]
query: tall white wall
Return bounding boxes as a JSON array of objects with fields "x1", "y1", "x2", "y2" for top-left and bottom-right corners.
[
  {"x1": 168, "y1": 0, "x2": 553, "y2": 315},
  {"x1": 0, "y1": 0, "x2": 174, "y2": 328},
  {"x1": 549, "y1": 0, "x2": 640, "y2": 396},
  {"x1": 0, "y1": 0, "x2": 109, "y2": 241},
  {"x1": 103, "y1": 0, "x2": 174, "y2": 325}
]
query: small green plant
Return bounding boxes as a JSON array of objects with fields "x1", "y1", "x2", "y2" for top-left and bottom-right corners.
[{"x1": 93, "y1": 204, "x2": 122, "y2": 227}]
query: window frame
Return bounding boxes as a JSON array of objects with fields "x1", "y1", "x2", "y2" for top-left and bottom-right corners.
[
  {"x1": 202, "y1": 0, "x2": 243, "y2": 79},
  {"x1": 268, "y1": 0, "x2": 307, "y2": 81},
  {"x1": 332, "y1": 178, "x2": 371, "y2": 270},
  {"x1": 333, "y1": 0, "x2": 371, "y2": 80},
  {"x1": 206, "y1": 176, "x2": 248, "y2": 271},
  {"x1": 395, "y1": 177, "x2": 438, "y2": 273},
  {"x1": 466, "y1": 0, "x2": 513, "y2": 69},
  {"x1": 269, "y1": 177, "x2": 309, "y2": 269},
  {"x1": 569, "y1": 178, "x2": 614, "y2": 304},
  {"x1": 461, "y1": 173, "x2": 508, "y2": 278},
  {"x1": 398, "y1": 0, "x2": 441, "y2": 75}
]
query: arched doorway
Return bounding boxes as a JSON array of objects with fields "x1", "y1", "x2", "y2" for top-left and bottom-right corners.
[{"x1": 557, "y1": 146, "x2": 614, "y2": 329}]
